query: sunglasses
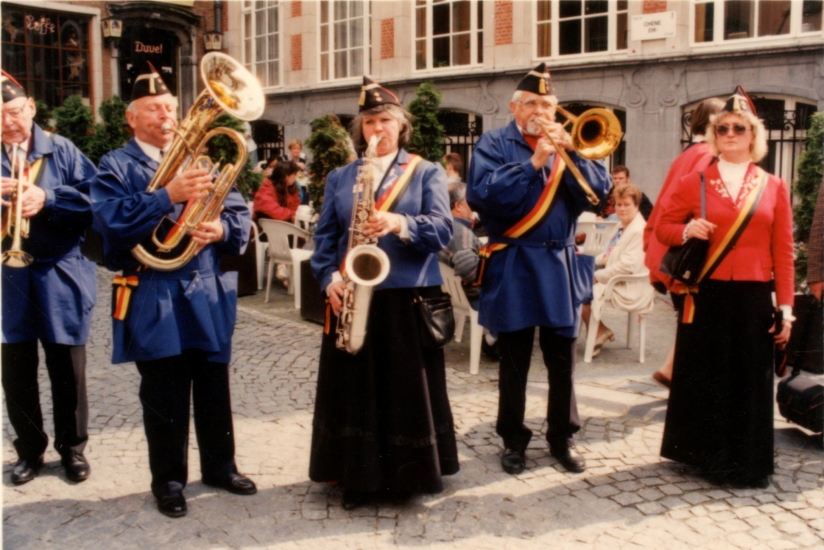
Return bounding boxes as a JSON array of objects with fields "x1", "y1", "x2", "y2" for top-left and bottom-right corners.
[{"x1": 715, "y1": 124, "x2": 749, "y2": 136}]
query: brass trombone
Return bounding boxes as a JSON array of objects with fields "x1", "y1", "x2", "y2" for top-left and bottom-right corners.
[
  {"x1": 1, "y1": 144, "x2": 34, "y2": 268},
  {"x1": 131, "y1": 52, "x2": 264, "y2": 271},
  {"x1": 540, "y1": 106, "x2": 623, "y2": 205}
]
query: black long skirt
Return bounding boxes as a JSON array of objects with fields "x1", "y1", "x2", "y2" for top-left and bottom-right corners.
[
  {"x1": 661, "y1": 280, "x2": 775, "y2": 482},
  {"x1": 309, "y1": 286, "x2": 459, "y2": 494}
]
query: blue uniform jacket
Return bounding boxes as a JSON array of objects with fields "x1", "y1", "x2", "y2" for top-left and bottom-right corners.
[
  {"x1": 91, "y1": 139, "x2": 251, "y2": 364},
  {"x1": 1, "y1": 124, "x2": 98, "y2": 345},
  {"x1": 466, "y1": 121, "x2": 610, "y2": 335},
  {"x1": 312, "y1": 149, "x2": 452, "y2": 292}
]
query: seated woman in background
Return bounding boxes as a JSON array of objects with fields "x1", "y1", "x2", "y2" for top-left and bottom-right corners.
[
  {"x1": 253, "y1": 160, "x2": 301, "y2": 224},
  {"x1": 581, "y1": 184, "x2": 654, "y2": 357}
]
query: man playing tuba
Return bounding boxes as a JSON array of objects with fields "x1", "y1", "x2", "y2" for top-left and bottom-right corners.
[
  {"x1": 466, "y1": 63, "x2": 611, "y2": 477},
  {"x1": 1, "y1": 70, "x2": 98, "y2": 486},
  {"x1": 91, "y1": 64, "x2": 256, "y2": 518}
]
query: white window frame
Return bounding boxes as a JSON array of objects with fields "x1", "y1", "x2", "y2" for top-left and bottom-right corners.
[
  {"x1": 534, "y1": 0, "x2": 628, "y2": 60},
  {"x1": 241, "y1": 0, "x2": 282, "y2": 90},
  {"x1": 317, "y1": 0, "x2": 370, "y2": 83},
  {"x1": 690, "y1": 0, "x2": 823, "y2": 47},
  {"x1": 414, "y1": 0, "x2": 483, "y2": 73}
]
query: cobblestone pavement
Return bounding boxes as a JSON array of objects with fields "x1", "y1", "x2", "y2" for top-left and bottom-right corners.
[{"x1": 3, "y1": 269, "x2": 823, "y2": 550}]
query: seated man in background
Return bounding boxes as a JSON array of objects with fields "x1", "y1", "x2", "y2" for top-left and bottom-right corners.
[
  {"x1": 598, "y1": 166, "x2": 653, "y2": 221},
  {"x1": 437, "y1": 182, "x2": 498, "y2": 358}
]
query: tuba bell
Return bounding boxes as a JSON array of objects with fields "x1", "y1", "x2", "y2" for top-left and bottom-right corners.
[
  {"x1": 539, "y1": 106, "x2": 623, "y2": 205},
  {"x1": 1, "y1": 144, "x2": 34, "y2": 268},
  {"x1": 131, "y1": 52, "x2": 265, "y2": 271}
]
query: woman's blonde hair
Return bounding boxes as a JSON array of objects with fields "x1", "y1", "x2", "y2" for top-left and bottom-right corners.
[
  {"x1": 613, "y1": 183, "x2": 642, "y2": 207},
  {"x1": 288, "y1": 139, "x2": 303, "y2": 149},
  {"x1": 706, "y1": 110, "x2": 768, "y2": 162}
]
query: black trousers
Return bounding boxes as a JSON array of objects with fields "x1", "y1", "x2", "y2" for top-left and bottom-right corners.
[
  {"x1": 136, "y1": 350, "x2": 238, "y2": 498},
  {"x1": 496, "y1": 327, "x2": 580, "y2": 451},
  {"x1": 1, "y1": 341, "x2": 88, "y2": 461}
]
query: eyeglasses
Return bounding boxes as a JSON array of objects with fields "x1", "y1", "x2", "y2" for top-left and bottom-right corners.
[
  {"x1": 515, "y1": 99, "x2": 555, "y2": 112},
  {"x1": 715, "y1": 124, "x2": 749, "y2": 136},
  {"x1": 1, "y1": 108, "x2": 26, "y2": 121}
]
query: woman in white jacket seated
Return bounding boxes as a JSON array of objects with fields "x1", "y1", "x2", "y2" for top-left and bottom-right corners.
[{"x1": 582, "y1": 184, "x2": 655, "y2": 357}]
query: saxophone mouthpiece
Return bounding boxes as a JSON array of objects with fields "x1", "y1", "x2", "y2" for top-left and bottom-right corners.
[{"x1": 161, "y1": 123, "x2": 173, "y2": 134}]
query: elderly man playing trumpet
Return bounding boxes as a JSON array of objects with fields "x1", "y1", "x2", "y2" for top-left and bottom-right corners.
[
  {"x1": 1, "y1": 70, "x2": 98, "y2": 486},
  {"x1": 467, "y1": 63, "x2": 610, "y2": 476},
  {"x1": 91, "y1": 64, "x2": 255, "y2": 518}
]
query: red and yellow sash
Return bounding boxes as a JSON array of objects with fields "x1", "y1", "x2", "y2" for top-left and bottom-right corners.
[
  {"x1": 112, "y1": 275, "x2": 139, "y2": 321},
  {"x1": 679, "y1": 168, "x2": 768, "y2": 323},
  {"x1": 474, "y1": 155, "x2": 567, "y2": 286}
]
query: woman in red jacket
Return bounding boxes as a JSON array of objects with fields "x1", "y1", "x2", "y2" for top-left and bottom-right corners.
[
  {"x1": 253, "y1": 160, "x2": 301, "y2": 224},
  {"x1": 656, "y1": 87, "x2": 794, "y2": 489},
  {"x1": 645, "y1": 97, "x2": 725, "y2": 388}
]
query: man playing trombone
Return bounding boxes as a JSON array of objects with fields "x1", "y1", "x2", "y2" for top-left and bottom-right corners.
[
  {"x1": 467, "y1": 64, "x2": 611, "y2": 476},
  {"x1": 90, "y1": 64, "x2": 256, "y2": 518},
  {"x1": 1, "y1": 70, "x2": 98, "y2": 485}
]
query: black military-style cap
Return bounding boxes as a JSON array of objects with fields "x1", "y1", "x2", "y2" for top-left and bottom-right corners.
[
  {"x1": 516, "y1": 63, "x2": 555, "y2": 96},
  {"x1": 723, "y1": 85, "x2": 757, "y2": 117},
  {"x1": 1, "y1": 70, "x2": 27, "y2": 103},
  {"x1": 358, "y1": 76, "x2": 400, "y2": 112},
  {"x1": 131, "y1": 62, "x2": 171, "y2": 101}
]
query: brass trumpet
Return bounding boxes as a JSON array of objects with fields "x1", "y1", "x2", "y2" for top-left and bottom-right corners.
[
  {"x1": 1, "y1": 144, "x2": 34, "y2": 268},
  {"x1": 131, "y1": 52, "x2": 264, "y2": 271},
  {"x1": 540, "y1": 106, "x2": 623, "y2": 205}
]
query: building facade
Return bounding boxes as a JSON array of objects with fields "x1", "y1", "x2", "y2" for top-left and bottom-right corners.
[
  {"x1": 1, "y1": 0, "x2": 228, "y2": 122},
  {"x1": 227, "y1": 0, "x2": 824, "y2": 197}
]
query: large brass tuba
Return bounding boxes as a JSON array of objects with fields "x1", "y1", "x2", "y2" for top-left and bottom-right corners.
[
  {"x1": 1, "y1": 144, "x2": 34, "y2": 268},
  {"x1": 336, "y1": 135, "x2": 391, "y2": 355},
  {"x1": 131, "y1": 52, "x2": 264, "y2": 271},
  {"x1": 540, "y1": 106, "x2": 623, "y2": 205}
]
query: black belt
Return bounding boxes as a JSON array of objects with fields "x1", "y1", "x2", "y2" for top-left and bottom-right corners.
[{"x1": 489, "y1": 236, "x2": 575, "y2": 249}]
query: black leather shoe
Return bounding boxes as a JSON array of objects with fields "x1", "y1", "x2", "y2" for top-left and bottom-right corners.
[
  {"x1": 11, "y1": 457, "x2": 43, "y2": 485},
  {"x1": 62, "y1": 453, "x2": 91, "y2": 482},
  {"x1": 550, "y1": 445, "x2": 586, "y2": 473},
  {"x1": 500, "y1": 448, "x2": 526, "y2": 475},
  {"x1": 157, "y1": 492, "x2": 187, "y2": 518},
  {"x1": 203, "y1": 472, "x2": 257, "y2": 495}
]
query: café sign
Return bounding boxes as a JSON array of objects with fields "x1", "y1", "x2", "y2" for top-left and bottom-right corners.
[
  {"x1": 25, "y1": 15, "x2": 56, "y2": 35},
  {"x1": 135, "y1": 41, "x2": 163, "y2": 54}
]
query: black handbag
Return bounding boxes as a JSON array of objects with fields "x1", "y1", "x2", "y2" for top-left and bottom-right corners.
[
  {"x1": 414, "y1": 291, "x2": 455, "y2": 349},
  {"x1": 660, "y1": 174, "x2": 710, "y2": 286},
  {"x1": 777, "y1": 370, "x2": 824, "y2": 436}
]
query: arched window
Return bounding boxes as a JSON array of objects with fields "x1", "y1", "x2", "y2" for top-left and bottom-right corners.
[
  {"x1": 252, "y1": 120, "x2": 285, "y2": 164},
  {"x1": 437, "y1": 110, "x2": 483, "y2": 182}
]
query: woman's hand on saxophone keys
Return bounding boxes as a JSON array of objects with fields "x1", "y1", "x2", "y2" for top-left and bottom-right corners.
[
  {"x1": 363, "y1": 210, "x2": 401, "y2": 238},
  {"x1": 326, "y1": 280, "x2": 346, "y2": 315},
  {"x1": 165, "y1": 167, "x2": 213, "y2": 204}
]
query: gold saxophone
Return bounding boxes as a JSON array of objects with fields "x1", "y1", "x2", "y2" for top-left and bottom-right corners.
[
  {"x1": 1, "y1": 144, "x2": 34, "y2": 268},
  {"x1": 131, "y1": 52, "x2": 264, "y2": 271},
  {"x1": 335, "y1": 135, "x2": 391, "y2": 355}
]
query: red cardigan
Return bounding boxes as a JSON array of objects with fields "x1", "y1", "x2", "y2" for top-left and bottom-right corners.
[
  {"x1": 253, "y1": 178, "x2": 300, "y2": 222},
  {"x1": 655, "y1": 162, "x2": 795, "y2": 307},
  {"x1": 644, "y1": 142, "x2": 716, "y2": 289}
]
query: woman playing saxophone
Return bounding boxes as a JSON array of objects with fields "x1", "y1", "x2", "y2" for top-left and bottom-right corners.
[{"x1": 309, "y1": 77, "x2": 457, "y2": 510}]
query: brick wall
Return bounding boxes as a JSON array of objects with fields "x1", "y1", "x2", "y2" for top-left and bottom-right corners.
[
  {"x1": 643, "y1": 0, "x2": 667, "y2": 14},
  {"x1": 494, "y1": 1, "x2": 513, "y2": 46},
  {"x1": 381, "y1": 18, "x2": 395, "y2": 60},
  {"x1": 291, "y1": 34, "x2": 302, "y2": 71},
  {"x1": 291, "y1": 1, "x2": 302, "y2": 18}
]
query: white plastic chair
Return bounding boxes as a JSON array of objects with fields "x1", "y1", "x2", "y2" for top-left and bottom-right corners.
[
  {"x1": 250, "y1": 223, "x2": 268, "y2": 290},
  {"x1": 439, "y1": 262, "x2": 482, "y2": 375},
  {"x1": 258, "y1": 219, "x2": 312, "y2": 303},
  {"x1": 294, "y1": 205, "x2": 314, "y2": 232},
  {"x1": 577, "y1": 216, "x2": 620, "y2": 257},
  {"x1": 583, "y1": 272, "x2": 655, "y2": 363}
]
